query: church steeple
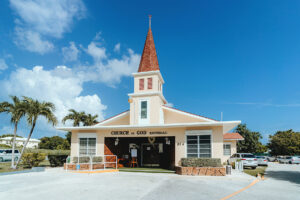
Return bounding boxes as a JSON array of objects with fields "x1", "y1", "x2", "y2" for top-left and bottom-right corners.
[{"x1": 138, "y1": 15, "x2": 160, "y2": 72}]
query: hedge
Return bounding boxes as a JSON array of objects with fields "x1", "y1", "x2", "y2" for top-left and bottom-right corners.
[
  {"x1": 25, "y1": 149, "x2": 70, "y2": 156},
  {"x1": 48, "y1": 155, "x2": 69, "y2": 167},
  {"x1": 181, "y1": 158, "x2": 222, "y2": 167},
  {"x1": 72, "y1": 156, "x2": 103, "y2": 164}
]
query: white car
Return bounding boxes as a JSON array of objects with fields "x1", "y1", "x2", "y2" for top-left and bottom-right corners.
[
  {"x1": 230, "y1": 153, "x2": 258, "y2": 169},
  {"x1": 0, "y1": 149, "x2": 20, "y2": 162},
  {"x1": 290, "y1": 156, "x2": 300, "y2": 164},
  {"x1": 256, "y1": 156, "x2": 268, "y2": 166},
  {"x1": 278, "y1": 156, "x2": 292, "y2": 164}
]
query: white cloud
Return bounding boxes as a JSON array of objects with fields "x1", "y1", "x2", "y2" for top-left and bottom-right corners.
[
  {"x1": 14, "y1": 28, "x2": 54, "y2": 54},
  {"x1": 78, "y1": 40, "x2": 140, "y2": 86},
  {"x1": 1, "y1": 66, "x2": 107, "y2": 125},
  {"x1": 114, "y1": 43, "x2": 121, "y2": 52},
  {"x1": 10, "y1": 0, "x2": 86, "y2": 54},
  {"x1": 233, "y1": 102, "x2": 300, "y2": 107},
  {"x1": 86, "y1": 42, "x2": 107, "y2": 61},
  {"x1": 0, "y1": 59, "x2": 8, "y2": 70},
  {"x1": 62, "y1": 42, "x2": 79, "y2": 62}
]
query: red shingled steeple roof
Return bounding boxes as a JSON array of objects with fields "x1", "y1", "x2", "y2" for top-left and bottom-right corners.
[{"x1": 138, "y1": 27, "x2": 160, "y2": 72}]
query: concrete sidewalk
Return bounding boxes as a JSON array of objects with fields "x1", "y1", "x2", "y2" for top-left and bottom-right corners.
[{"x1": 0, "y1": 167, "x2": 255, "y2": 200}]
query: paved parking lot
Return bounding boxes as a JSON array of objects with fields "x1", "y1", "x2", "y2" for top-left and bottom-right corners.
[{"x1": 0, "y1": 163, "x2": 299, "y2": 200}]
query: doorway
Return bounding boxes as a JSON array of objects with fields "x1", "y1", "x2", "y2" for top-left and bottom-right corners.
[{"x1": 104, "y1": 137, "x2": 175, "y2": 169}]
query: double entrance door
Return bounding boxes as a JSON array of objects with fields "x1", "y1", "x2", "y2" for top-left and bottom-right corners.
[{"x1": 141, "y1": 143, "x2": 161, "y2": 167}]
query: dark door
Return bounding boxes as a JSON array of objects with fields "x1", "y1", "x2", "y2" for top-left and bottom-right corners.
[{"x1": 142, "y1": 144, "x2": 160, "y2": 167}]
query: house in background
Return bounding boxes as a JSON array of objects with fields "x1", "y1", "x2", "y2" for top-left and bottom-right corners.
[{"x1": 0, "y1": 136, "x2": 40, "y2": 149}]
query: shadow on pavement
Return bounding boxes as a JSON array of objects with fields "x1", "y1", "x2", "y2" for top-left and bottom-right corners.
[{"x1": 266, "y1": 170, "x2": 300, "y2": 186}]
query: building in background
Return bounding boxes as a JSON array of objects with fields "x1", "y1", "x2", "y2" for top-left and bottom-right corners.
[{"x1": 0, "y1": 136, "x2": 40, "y2": 149}]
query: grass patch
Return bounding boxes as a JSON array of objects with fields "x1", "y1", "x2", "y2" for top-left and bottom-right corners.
[
  {"x1": 119, "y1": 167, "x2": 175, "y2": 174},
  {"x1": 244, "y1": 166, "x2": 267, "y2": 177},
  {"x1": 0, "y1": 160, "x2": 51, "y2": 173},
  {"x1": 0, "y1": 162, "x2": 25, "y2": 173}
]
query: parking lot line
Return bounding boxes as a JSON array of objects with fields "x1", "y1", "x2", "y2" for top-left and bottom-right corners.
[{"x1": 220, "y1": 179, "x2": 260, "y2": 200}]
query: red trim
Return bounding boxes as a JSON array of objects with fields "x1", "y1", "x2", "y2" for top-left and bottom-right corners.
[
  {"x1": 96, "y1": 110, "x2": 129, "y2": 125},
  {"x1": 223, "y1": 132, "x2": 244, "y2": 140},
  {"x1": 162, "y1": 105, "x2": 218, "y2": 121}
]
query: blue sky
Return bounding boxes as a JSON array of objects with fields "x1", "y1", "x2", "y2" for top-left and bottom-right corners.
[{"x1": 0, "y1": 0, "x2": 300, "y2": 143}]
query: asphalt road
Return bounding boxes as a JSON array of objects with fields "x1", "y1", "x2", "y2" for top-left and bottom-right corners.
[{"x1": 0, "y1": 163, "x2": 299, "y2": 200}]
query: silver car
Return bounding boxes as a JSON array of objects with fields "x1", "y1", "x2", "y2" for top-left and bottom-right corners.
[
  {"x1": 278, "y1": 156, "x2": 292, "y2": 164},
  {"x1": 0, "y1": 149, "x2": 20, "y2": 162},
  {"x1": 290, "y1": 156, "x2": 300, "y2": 164},
  {"x1": 256, "y1": 156, "x2": 268, "y2": 166},
  {"x1": 230, "y1": 153, "x2": 258, "y2": 169}
]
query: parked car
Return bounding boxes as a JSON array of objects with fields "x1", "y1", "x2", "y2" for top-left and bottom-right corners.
[
  {"x1": 278, "y1": 156, "x2": 292, "y2": 164},
  {"x1": 0, "y1": 149, "x2": 20, "y2": 162},
  {"x1": 290, "y1": 156, "x2": 300, "y2": 164},
  {"x1": 267, "y1": 156, "x2": 276, "y2": 162},
  {"x1": 256, "y1": 156, "x2": 268, "y2": 166},
  {"x1": 230, "y1": 153, "x2": 258, "y2": 169}
]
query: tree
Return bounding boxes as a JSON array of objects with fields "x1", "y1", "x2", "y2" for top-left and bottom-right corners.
[
  {"x1": 236, "y1": 124, "x2": 266, "y2": 153},
  {"x1": 0, "y1": 96, "x2": 27, "y2": 169},
  {"x1": 268, "y1": 130, "x2": 300, "y2": 156},
  {"x1": 62, "y1": 109, "x2": 86, "y2": 127},
  {"x1": 0, "y1": 134, "x2": 22, "y2": 138},
  {"x1": 15, "y1": 97, "x2": 57, "y2": 167},
  {"x1": 39, "y1": 136, "x2": 69, "y2": 150},
  {"x1": 83, "y1": 114, "x2": 99, "y2": 126}
]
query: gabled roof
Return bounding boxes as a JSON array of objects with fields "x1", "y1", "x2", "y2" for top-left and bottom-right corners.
[
  {"x1": 224, "y1": 133, "x2": 244, "y2": 140},
  {"x1": 138, "y1": 28, "x2": 160, "y2": 72},
  {"x1": 162, "y1": 105, "x2": 218, "y2": 122},
  {"x1": 95, "y1": 110, "x2": 129, "y2": 126}
]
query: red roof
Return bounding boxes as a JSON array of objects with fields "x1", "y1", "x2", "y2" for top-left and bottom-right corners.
[
  {"x1": 224, "y1": 133, "x2": 244, "y2": 140},
  {"x1": 138, "y1": 28, "x2": 160, "y2": 72}
]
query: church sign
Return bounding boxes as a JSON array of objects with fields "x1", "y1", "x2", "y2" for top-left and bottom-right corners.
[{"x1": 111, "y1": 130, "x2": 167, "y2": 136}]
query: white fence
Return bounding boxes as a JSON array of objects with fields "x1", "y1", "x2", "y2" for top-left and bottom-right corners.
[
  {"x1": 235, "y1": 161, "x2": 244, "y2": 172},
  {"x1": 65, "y1": 155, "x2": 118, "y2": 172}
]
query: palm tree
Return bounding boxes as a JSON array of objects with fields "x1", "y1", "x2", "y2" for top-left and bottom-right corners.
[
  {"x1": 0, "y1": 96, "x2": 27, "y2": 169},
  {"x1": 83, "y1": 114, "x2": 99, "y2": 126},
  {"x1": 15, "y1": 97, "x2": 57, "y2": 167},
  {"x1": 62, "y1": 109, "x2": 86, "y2": 127}
]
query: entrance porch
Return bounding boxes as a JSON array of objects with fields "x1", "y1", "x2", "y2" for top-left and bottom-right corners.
[{"x1": 104, "y1": 137, "x2": 175, "y2": 170}]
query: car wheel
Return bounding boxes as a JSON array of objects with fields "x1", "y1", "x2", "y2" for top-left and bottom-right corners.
[{"x1": 251, "y1": 167, "x2": 256, "y2": 169}]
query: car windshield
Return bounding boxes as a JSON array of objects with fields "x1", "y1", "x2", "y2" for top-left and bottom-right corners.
[
  {"x1": 242, "y1": 154, "x2": 255, "y2": 158},
  {"x1": 286, "y1": 157, "x2": 292, "y2": 159},
  {"x1": 256, "y1": 156, "x2": 264, "y2": 158},
  {"x1": 0, "y1": 150, "x2": 4, "y2": 153}
]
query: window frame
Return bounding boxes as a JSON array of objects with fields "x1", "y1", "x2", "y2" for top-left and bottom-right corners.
[
  {"x1": 139, "y1": 78, "x2": 144, "y2": 90},
  {"x1": 147, "y1": 78, "x2": 153, "y2": 89},
  {"x1": 185, "y1": 130, "x2": 213, "y2": 158},
  {"x1": 139, "y1": 99, "x2": 150, "y2": 124},
  {"x1": 223, "y1": 142, "x2": 231, "y2": 156},
  {"x1": 77, "y1": 133, "x2": 97, "y2": 156}
]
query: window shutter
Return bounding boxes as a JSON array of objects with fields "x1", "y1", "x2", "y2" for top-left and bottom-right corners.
[
  {"x1": 147, "y1": 78, "x2": 152, "y2": 89},
  {"x1": 139, "y1": 78, "x2": 144, "y2": 90}
]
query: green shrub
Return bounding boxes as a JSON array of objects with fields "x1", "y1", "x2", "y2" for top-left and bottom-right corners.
[
  {"x1": 22, "y1": 153, "x2": 46, "y2": 167},
  {"x1": 92, "y1": 156, "x2": 103, "y2": 163},
  {"x1": 72, "y1": 156, "x2": 90, "y2": 163},
  {"x1": 25, "y1": 149, "x2": 70, "y2": 156},
  {"x1": 231, "y1": 162, "x2": 235, "y2": 169},
  {"x1": 181, "y1": 158, "x2": 222, "y2": 167},
  {"x1": 48, "y1": 155, "x2": 69, "y2": 167}
]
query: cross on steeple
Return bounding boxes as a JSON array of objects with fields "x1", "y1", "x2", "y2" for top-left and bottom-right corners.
[{"x1": 149, "y1": 15, "x2": 152, "y2": 29}]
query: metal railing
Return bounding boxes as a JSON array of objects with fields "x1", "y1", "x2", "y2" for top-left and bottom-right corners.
[
  {"x1": 235, "y1": 161, "x2": 244, "y2": 172},
  {"x1": 65, "y1": 155, "x2": 118, "y2": 172}
]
